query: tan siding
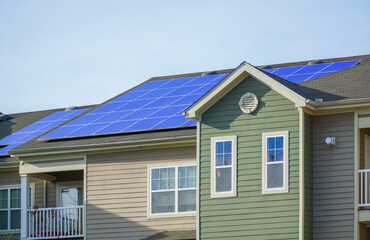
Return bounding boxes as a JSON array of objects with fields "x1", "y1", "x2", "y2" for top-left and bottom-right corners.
[
  {"x1": 86, "y1": 146, "x2": 196, "y2": 240},
  {"x1": 313, "y1": 113, "x2": 354, "y2": 239}
]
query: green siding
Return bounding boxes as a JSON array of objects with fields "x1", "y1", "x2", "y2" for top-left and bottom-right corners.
[
  {"x1": 199, "y1": 76, "x2": 300, "y2": 239},
  {"x1": 304, "y1": 113, "x2": 313, "y2": 239}
]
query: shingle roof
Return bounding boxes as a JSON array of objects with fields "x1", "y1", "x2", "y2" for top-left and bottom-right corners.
[
  {"x1": 0, "y1": 106, "x2": 95, "y2": 161},
  {"x1": 8, "y1": 54, "x2": 370, "y2": 155},
  {"x1": 0, "y1": 108, "x2": 65, "y2": 163}
]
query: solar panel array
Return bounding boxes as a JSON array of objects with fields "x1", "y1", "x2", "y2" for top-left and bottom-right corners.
[
  {"x1": 38, "y1": 59, "x2": 360, "y2": 141},
  {"x1": 263, "y1": 60, "x2": 360, "y2": 83},
  {"x1": 0, "y1": 109, "x2": 88, "y2": 156},
  {"x1": 39, "y1": 74, "x2": 228, "y2": 140}
]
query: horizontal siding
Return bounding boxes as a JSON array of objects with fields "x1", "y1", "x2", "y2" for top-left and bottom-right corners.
[
  {"x1": 313, "y1": 113, "x2": 354, "y2": 239},
  {"x1": 200, "y1": 77, "x2": 300, "y2": 239},
  {"x1": 86, "y1": 146, "x2": 196, "y2": 240}
]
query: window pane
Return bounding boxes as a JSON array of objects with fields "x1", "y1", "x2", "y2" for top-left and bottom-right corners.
[
  {"x1": 178, "y1": 166, "x2": 196, "y2": 189},
  {"x1": 216, "y1": 167, "x2": 232, "y2": 192},
  {"x1": 276, "y1": 136, "x2": 284, "y2": 149},
  {"x1": 267, "y1": 150, "x2": 276, "y2": 162},
  {"x1": 0, "y1": 210, "x2": 7, "y2": 230},
  {"x1": 0, "y1": 189, "x2": 8, "y2": 209},
  {"x1": 267, "y1": 163, "x2": 284, "y2": 189},
  {"x1": 267, "y1": 137, "x2": 275, "y2": 150},
  {"x1": 216, "y1": 142, "x2": 223, "y2": 154},
  {"x1": 10, "y1": 189, "x2": 21, "y2": 208},
  {"x1": 224, "y1": 141, "x2": 232, "y2": 153},
  {"x1": 215, "y1": 154, "x2": 223, "y2": 166},
  {"x1": 152, "y1": 179, "x2": 159, "y2": 190},
  {"x1": 276, "y1": 149, "x2": 284, "y2": 162},
  {"x1": 152, "y1": 168, "x2": 159, "y2": 180},
  {"x1": 224, "y1": 153, "x2": 232, "y2": 166},
  {"x1": 178, "y1": 190, "x2": 196, "y2": 212},
  {"x1": 152, "y1": 191, "x2": 175, "y2": 214},
  {"x1": 10, "y1": 210, "x2": 20, "y2": 230}
]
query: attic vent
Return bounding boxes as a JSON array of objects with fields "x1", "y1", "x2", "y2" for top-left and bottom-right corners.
[
  {"x1": 307, "y1": 60, "x2": 323, "y2": 65},
  {"x1": 0, "y1": 113, "x2": 10, "y2": 121},
  {"x1": 65, "y1": 106, "x2": 79, "y2": 111},
  {"x1": 239, "y1": 92, "x2": 259, "y2": 114},
  {"x1": 201, "y1": 71, "x2": 218, "y2": 76}
]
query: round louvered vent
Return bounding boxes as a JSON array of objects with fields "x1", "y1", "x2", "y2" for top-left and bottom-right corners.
[{"x1": 239, "y1": 92, "x2": 259, "y2": 114}]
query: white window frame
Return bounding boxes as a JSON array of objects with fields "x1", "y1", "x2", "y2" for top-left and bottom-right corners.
[
  {"x1": 148, "y1": 164, "x2": 196, "y2": 218},
  {"x1": 211, "y1": 135, "x2": 237, "y2": 198},
  {"x1": 262, "y1": 131, "x2": 289, "y2": 194},
  {"x1": 0, "y1": 184, "x2": 34, "y2": 232}
]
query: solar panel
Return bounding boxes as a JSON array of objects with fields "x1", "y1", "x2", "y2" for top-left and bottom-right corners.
[
  {"x1": 0, "y1": 109, "x2": 88, "y2": 156},
  {"x1": 39, "y1": 74, "x2": 228, "y2": 140},
  {"x1": 265, "y1": 60, "x2": 360, "y2": 82},
  {"x1": 39, "y1": 59, "x2": 360, "y2": 141}
]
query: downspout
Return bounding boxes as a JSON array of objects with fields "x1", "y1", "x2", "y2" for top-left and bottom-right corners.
[{"x1": 299, "y1": 108, "x2": 305, "y2": 240}]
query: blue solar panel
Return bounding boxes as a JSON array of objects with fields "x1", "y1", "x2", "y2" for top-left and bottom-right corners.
[
  {"x1": 0, "y1": 109, "x2": 88, "y2": 155},
  {"x1": 40, "y1": 74, "x2": 228, "y2": 140},
  {"x1": 265, "y1": 60, "x2": 360, "y2": 83}
]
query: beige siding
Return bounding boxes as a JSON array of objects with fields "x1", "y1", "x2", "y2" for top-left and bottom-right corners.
[
  {"x1": 313, "y1": 113, "x2": 355, "y2": 239},
  {"x1": 86, "y1": 146, "x2": 196, "y2": 240}
]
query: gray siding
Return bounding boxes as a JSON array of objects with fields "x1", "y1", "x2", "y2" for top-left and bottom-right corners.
[
  {"x1": 86, "y1": 146, "x2": 196, "y2": 240},
  {"x1": 313, "y1": 113, "x2": 354, "y2": 239}
]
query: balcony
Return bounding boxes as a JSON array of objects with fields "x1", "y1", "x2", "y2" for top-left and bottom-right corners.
[{"x1": 27, "y1": 206, "x2": 84, "y2": 239}]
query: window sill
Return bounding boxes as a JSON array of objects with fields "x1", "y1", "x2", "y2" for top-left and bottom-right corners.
[
  {"x1": 0, "y1": 230, "x2": 20, "y2": 235},
  {"x1": 262, "y1": 188, "x2": 289, "y2": 195},
  {"x1": 148, "y1": 211, "x2": 196, "y2": 220}
]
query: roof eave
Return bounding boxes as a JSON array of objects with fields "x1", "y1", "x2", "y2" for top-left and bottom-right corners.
[
  {"x1": 9, "y1": 134, "x2": 196, "y2": 158},
  {"x1": 184, "y1": 62, "x2": 307, "y2": 120}
]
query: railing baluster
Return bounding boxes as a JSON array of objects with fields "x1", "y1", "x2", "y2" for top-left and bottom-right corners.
[
  {"x1": 361, "y1": 171, "x2": 363, "y2": 205},
  {"x1": 27, "y1": 206, "x2": 84, "y2": 239}
]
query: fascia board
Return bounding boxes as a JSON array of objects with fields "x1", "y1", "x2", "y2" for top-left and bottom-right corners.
[{"x1": 185, "y1": 62, "x2": 307, "y2": 120}]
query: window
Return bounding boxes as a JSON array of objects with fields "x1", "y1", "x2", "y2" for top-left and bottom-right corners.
[
  {"x1": 150, "y1": 165, "x2": 196, "y2": 215},
  {"x1": 0, "y1": 187, "x2": 32, "y2": 231},
  {"x1": 262, "y1": 131, "x2": 289, "y2": 194},
  {"x1": 211, "y1": 136, "x2": 237, "y2": 198}
]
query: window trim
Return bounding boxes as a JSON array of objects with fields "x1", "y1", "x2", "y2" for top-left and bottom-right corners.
[
  {"x1": 0, "y1": 184, "x2": 35, "y2": 232},
  {"x1": 147, "y1": 163, "x2": 196, "y2": 218},
  {"x1": 262, "y1": 131, "x2": 289, "y2": 194},
  {"x1": 210, "y1": 135, "x2": 237, "y2": 198}
]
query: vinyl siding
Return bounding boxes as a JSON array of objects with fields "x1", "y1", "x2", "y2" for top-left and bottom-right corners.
[
  {"x1": 312, "y1": 113, "x2": 354, "y2": 239},
  {"x1": 199, "y1": 76, "x2": 300, "y2": 239},
  {"x1": 304, "y1": 113, "x2": 313, "y2": 239},
  {"x1": 86, "y1": 146, "x2": 196, "y2": 240}
]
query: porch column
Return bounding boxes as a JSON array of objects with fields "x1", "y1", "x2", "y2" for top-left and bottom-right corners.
[{"x1": 20, "y1": 174, "x2": 29, "y2": 240}]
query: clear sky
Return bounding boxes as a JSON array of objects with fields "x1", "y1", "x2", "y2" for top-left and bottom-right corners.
[{"x1": 1, "y1": 0, "x2": 369, "y2": 114}]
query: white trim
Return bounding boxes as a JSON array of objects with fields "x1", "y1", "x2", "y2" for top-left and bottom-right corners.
[
  {"x1": 354, "y1": 111, "x2": 359, "y2": 240},
  {"x1": 148, "y1": 163, "x2": 196, "y2": 218},
  {"x1": 210, "y1": 135, "x2": 237, "y2": 198},
  {"x1": 196, "y1": 122, "x2": 200, "y2": 240},
  {"x1": 298, "y1": 108, "x2": 304, "y2": 240},
  {"x1": 184, "y1": 62, "x2": 307, "y2": 120},
  {"x1": 262, "y1": 131, "x2": 289, "y2": 194}
]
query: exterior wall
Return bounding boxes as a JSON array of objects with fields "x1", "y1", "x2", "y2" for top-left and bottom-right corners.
[
  {"x1": 86, "y1": 146, "x2": 197, "y2": 240},
  {"x1": 199, "y1": 76, "x2": 300, "y2": 239},
  {"x1": 304, "y1": 113, "x2": 313, "y2": 239},
  {"x1": 312, "y1": 112, "x2": 354, "y2": 239}
]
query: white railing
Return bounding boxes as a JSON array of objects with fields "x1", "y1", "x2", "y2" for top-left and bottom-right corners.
[
  {"x1": 28, "y1": 206, "x2": 84, "y2": 239},
  {"x1": 359, "y1": 169, "x2": 370, "y2": 207}
]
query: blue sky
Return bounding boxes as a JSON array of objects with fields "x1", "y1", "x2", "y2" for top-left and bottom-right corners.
[{"x1": 1, "y1": 0, "x2": 369, "y2": 114}]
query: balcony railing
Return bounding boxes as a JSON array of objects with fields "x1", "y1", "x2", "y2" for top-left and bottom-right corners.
[
  {"x1": 359, "y1": 169, "x2": 370, "y2": 207},
  {"x1": 28, "y1": 206, "x2": 84, "y2": 239}
]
